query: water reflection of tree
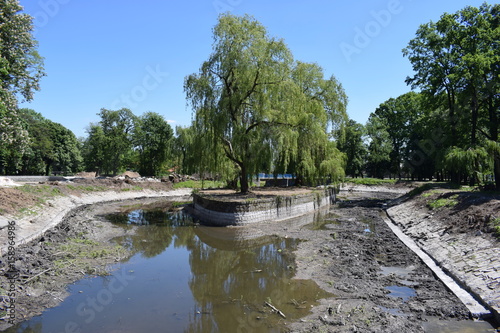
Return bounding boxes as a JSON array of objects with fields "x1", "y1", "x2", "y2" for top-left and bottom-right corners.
[
  {"x1": 108, "y1": 209, "x2": 327, "y2": 332},
  {"x1": 112, "y1": 210, "x2": 197, "y2": 258},
  {"x1": 186, "y1": 235, "x2": 301, "y2": 332}
]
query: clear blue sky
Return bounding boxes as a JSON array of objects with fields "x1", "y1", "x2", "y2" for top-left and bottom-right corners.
[{"x1": 19, "y1": 0, "x2": 487, "y2": 138}]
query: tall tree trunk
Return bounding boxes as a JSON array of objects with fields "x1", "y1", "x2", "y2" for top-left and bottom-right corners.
[
  {"x1": 487, "y1": 91, "x2": 499, "y2": 189},
  {"x1": 446, "y1": 87, "x2": 458, "y2": 146},
  {"x1": 494, "y1": 155, "x2": 500, "y2": 190},
  {"x1": 470, "y1": 88, "x2": 479, "y2": 146},
  {"x1": 239, "y1": 163, "x2": 249, "y2": 193}
]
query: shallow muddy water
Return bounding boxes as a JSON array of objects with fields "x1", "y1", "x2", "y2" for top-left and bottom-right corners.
[{"x1": 4, "y1": 208, "x2": 330, "y2": 333}]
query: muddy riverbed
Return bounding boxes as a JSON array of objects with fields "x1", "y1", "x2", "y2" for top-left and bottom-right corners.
[{"x1": 0, "y1": 188, "x2": 498, "y2": 332}]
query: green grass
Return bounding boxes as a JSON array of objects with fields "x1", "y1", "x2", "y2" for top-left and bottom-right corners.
[
  {"x1": 66, "y1": 184, "x2": 108, "y2": 192},
  {"x1": 492, "y1": 217, "x2": 500, "y2": 239},
  {"x1": 173, "y1": 180, "x2": 225, "y2": 189},
  {"x1": 121, "y1": 186, "x2": 143, "y2": 192},
  {"x1": 346, "y1": 178, "x2": 398, "y2": 186},
  {"x1": 18, "y1": 207, "x2": 37, "y2": 216},
  {"x1": 422, "y1": 189, "x2": 441, "y2": 198},
  {"x1": 19, "y1": 184, "x2": 62, "y2": 204},
  {"x1": 172, "y1": 201, "x2": 192, "y2": 207},
  {"x1": 427, "y1": 194, "x2": 459, "y2": 210}
]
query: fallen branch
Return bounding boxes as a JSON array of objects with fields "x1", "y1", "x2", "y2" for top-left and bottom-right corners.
[
  {"x1": 23, "y1": 268, "x2": 53, "y2": 285},
  {"x1": 265, "y1": 301, "x2": 286, "y2": 319}
]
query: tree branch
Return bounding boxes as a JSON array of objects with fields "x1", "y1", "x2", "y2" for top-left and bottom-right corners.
[{"x1": 245, "y1": 120, "x2": 295, "y2": 134}]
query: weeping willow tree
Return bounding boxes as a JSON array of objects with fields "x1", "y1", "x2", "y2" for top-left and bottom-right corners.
[
  {"x1": 184, "y1": 14, "x2": 347, "y2": 193},
  {"x1": 443, "y1": 146, "x2": 490, "y2": 186}
]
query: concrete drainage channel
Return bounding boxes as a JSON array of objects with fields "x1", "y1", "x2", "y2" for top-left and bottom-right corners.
[{"x1": 382, "y1": 211, "x2": 492, "y2": 319}]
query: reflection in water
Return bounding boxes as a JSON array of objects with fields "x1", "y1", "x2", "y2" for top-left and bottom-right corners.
[{"x1": 5, "y1": 208, "x2": 329, "y2": 333}]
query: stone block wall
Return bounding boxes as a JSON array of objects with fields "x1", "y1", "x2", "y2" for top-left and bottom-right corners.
[{"x1": 191, "y1": 188, "x2": 335, "y2": 226}]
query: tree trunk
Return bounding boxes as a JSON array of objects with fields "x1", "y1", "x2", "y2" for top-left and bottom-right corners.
[
  {"x1": 470, "y1": 89, "x2": 479, "y2": 146},
  {"x1": 239, "y1": 163, "x2": 249, "y2": 193},
  {"x1": 495, "y1": 154, "x2": 500, "y2": 190},
  {"x1": 446, "y1": 87, "x2": 458, "y2": 147}
]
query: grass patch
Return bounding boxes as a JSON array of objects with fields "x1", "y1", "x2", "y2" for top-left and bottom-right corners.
[
  {"x1": 66, "y1": 184, "x2": 108, "y2": 192},
  {"x1": 121, "y1": 186, "x2": 143, "y2": 192},
  {"x1": 427, "y1": 194, "x2": 459, "y2": 210},
  {"x1": 173, "y1": 180, "x2": 225, "y2": 189},
  {"x1": 19, "y1": 184, "x2": 62, "y2": 204},
  {"x1": 18, "y1": 207, "x2": 37, "y2": 216},
  {"x1": 492, "y1": 217, "x2": 500, "y2": 239},
  {"x1": 406, "y1": 182, "x2": 463, "y2": 198},
  {"x1": 49, "y1": 238, "x2": 128, "y2": 277},
  {"x1": 346, "y1": 178, "x2": 397, "y2": 186},
  {"x1": 172, "y1": 201, "x2": 191, "y2": 207}
]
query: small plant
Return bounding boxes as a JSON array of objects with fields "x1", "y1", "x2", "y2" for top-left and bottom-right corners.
[
  {"x1": 346, "y1": 178, "x2": 397, "y2": 186},
  {"x1": 428, "y1": 194, "x2": 459, "y2": 210},
  {"x1": 422, "y1": 190, "x2": 440, "y2": 198},
  {"x1": 173, "y1": 180, "x2": 225, "y2": 189},
  {"x1": 172, "y1": 201, "x2": 191, "y2": 207},
  {"x1": 18, "y1": 207, "x2": 36, "y2": 216},
  {"x1": 492, "y1": 217, "x2": 500, "y2": 238}
]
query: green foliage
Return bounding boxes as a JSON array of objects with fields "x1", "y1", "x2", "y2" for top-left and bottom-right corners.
[
  {"x1": 406, "y1": 183, "x2": 446, "y2": 198},
  {"x1": 336, "y1": 119, "x2": 366, "y2": 178},
  {"x1": 19, "y1": 184, "x2": 62, "y2": 198},
  {"x1": 0, "y1": 0, "x2": 45, "y2": 175},
  {"x1": 492, "y1": 217, "x2": 500, "y2": 239},
  {"x1": 443, "y1": 146, "x2": 490, "y2": 185},
  {"x1": 82, "y1": 108, "x2": 137, "y2": 176},
  {"x1": 82, "y1": 109, "x2": 175, "y2": 177},
  {"x1": 365, "y1": 114, "x2": 391, "y2": 178},
  {"x1": 372, "y1": 92, "x2": 424, "y2": 179},
  {"x1": 346, "y1": 178, "x2": 397, "y2": 186},
  {"x1": 120, "y1": 186, "x2": 143, "y2": 192},
  {"x1": 185, "y1": 14, "x2": 347, "y2": 192},
  {"x1": 0, "y1": 99, "x2": 30, "y2": 174},
  {"x1": 17, "y1": 109, "x2": 83, "y2": 175},
  {"x1": 66, "y1": 184, "x2": 108, "y2": 192},
  {"x1": 0, "y1": 0, "x2": 45, "y2": 102},
  {"x1": 134, "y1": 112, "x2": 174, "y2": 177},
  {"x1": 403, "y1": 3, "x2": 500, "y2": 187},
  {"x1": 173, "y1": 180, "x2": 225, "y2": 189}
]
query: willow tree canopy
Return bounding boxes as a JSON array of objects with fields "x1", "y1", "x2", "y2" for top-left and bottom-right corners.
[{"x1": 185, "y1": 14, "x2": 347, "y2": 193}]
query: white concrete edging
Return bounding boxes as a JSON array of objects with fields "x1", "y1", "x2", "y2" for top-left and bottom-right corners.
[{"x1": 382, "y1": 211, "x2": 490, "y2": 318}]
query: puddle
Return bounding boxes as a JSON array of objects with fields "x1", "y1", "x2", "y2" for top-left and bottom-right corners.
[
  {"x1": 385, "y1": 285, "x2": 416, "y2": 302},
  {"x1": 5, "y1": 208, "x2": 331, "y2": 333}
]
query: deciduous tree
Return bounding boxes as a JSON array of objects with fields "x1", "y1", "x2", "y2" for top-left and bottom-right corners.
[
  {"x1": 134, "y1": 112, "x2": 173, "y2": 177},
  {"x1": 185, "y1": 14, "x2": 347, "y2": 192}
]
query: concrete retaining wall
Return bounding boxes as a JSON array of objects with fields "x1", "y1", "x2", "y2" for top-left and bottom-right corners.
[{"x1": 191, "y1": 188, "x2": 335, "y2": 226}]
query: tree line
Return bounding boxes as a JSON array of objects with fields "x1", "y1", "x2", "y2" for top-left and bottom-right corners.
[
  {"x1": 1, "y1": 1, "x2": 498, "y2": 190},
  {"x1": 339, "y1": 3, "x2": 499, "y2": 189}
]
